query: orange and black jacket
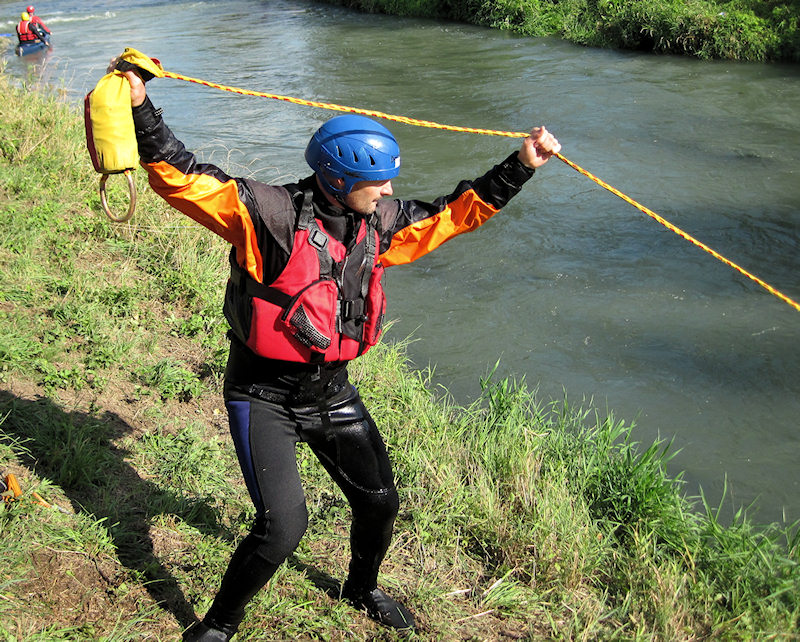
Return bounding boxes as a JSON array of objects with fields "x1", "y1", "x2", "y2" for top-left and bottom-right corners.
[
  {"x1": 132, "y1": 97, "x2": 535, "y2": 365},
  {"x1": 30, "y1": 16, "x2": 50, "y2": 34}
]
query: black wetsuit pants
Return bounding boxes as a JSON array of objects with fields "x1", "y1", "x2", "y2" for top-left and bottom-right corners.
[{"x1": 204, "y1": 361, "x2": 400, "y2": 632}]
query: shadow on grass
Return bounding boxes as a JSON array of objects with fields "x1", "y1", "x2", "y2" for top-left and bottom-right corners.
[
  {"x1": 0, "y1": 389, "x2": 222, "y2": 630},
  {"x1": 287, "y1": 555, "x2": 343, "y2": 600}
]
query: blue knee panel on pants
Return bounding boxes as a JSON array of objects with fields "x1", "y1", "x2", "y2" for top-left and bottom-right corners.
[{"x1": 226, "y1": 400, "x2": 265, "y2": 514}]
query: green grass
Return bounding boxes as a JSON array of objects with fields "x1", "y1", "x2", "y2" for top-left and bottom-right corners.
[
  {"x1": 1, "y1": 66, "x2": 799, "y2": 639},
  {"x1": 322, "y1": 0, "x2": 800, "y2": 61}
]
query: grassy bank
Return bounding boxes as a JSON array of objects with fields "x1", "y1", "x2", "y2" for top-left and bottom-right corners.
[
  {"x1": 2, "y1": 67, "x2": 800, "y2": 640},
  {"x1": 321, "y1": 0, "x2": 800, "y2": 61}
]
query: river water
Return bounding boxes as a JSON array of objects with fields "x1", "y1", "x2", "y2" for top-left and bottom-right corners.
[{"x1": 3, "y1": 0, "x2": 799, "y2": 524}]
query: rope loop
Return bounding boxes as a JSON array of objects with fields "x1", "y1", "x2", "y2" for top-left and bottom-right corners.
[{"x1": 99, "y1": 170, "x2": 137, "y2": 223}]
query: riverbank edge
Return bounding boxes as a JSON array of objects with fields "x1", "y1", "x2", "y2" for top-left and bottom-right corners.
[
  {"x1": 319, "y1": 0, "x2": 800, "y2": 62},
  {"x1": 1, "y1": 65, "x2": 799, "y2": 639}
]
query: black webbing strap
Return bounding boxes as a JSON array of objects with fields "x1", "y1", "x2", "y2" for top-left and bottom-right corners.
[
  {"x1": 297, "y1": 189, "x2": 333, "y2": 279},
  {"x1": 228, "y1": 250, "x2": 292, "y2": 307},
  {"x1": 361, "y1": 213, "x2": 379, "y2": 300}
]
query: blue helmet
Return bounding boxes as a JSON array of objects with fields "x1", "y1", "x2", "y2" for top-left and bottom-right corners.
[{"x1": 305, "y1": 115, "x2": 400, "y2": 198}]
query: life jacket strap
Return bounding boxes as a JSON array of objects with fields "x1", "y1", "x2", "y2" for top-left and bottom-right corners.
[
  {"x1": 228, "y1": 250, "x2": 292, "y2": 307},
  {"x1": 297, "y1": 189, "x2": 333, "y2": 279}
]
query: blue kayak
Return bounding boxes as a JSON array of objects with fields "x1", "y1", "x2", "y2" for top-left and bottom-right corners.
[{"x1": 15, "y1": 35, "x2": 50, "y2": 56}]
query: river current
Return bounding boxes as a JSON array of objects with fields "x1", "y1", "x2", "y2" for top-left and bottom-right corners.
[{"x1": 3, "y1": 0, "x2": 799, "y2": 524}]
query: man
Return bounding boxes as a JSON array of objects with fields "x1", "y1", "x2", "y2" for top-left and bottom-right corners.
[
  {"x1": 26, "y1": 5, "x2": 51, "y2": 35},
  {"x1": 115, "y1": 62, "x2": 559, "y2": 641},
  {"x1": 16, "y1": 12, "x2": 40, "y2": 46}
]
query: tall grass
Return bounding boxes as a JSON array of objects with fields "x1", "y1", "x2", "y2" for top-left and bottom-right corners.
[
  {"x1": 323, "y1": 0, "x2": 800, "y2": 61},
  {"x1": 1, "y1": 67, "x2": 799, "y2": 639}
]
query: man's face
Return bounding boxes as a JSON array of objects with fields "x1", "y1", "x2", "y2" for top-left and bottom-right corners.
[{"x1": 344, "y1": 179, "x2": 393, "y2": 215}]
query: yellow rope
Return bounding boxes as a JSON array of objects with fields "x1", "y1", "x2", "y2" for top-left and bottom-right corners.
[{"x1": 161, "y1": 70, "x2": 800, "y2": 313}]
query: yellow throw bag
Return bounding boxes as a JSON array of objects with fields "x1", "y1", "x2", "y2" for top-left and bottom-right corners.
[
  {"x1": 85, "y1": 72, "x2": 137, "y2": 174},
  {"x1": 84, "y1": 48, "x2": 165, "y2": 221}
]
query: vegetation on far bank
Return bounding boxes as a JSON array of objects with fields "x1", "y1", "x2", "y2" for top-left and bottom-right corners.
[
  {"x1": 321, "y1": 0, "x2": 800, "y2": 61},
  {"x1": 1, "y1": 65, "x2": 800, "y2": 640}
]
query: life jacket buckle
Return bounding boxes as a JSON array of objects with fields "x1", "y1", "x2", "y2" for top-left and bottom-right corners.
[
  {"x1": 340, "y1": 299, "x2": 365, "y2": 322},
  {"x1": 308, "y1": 228, "x2": 329, "y2": 251}
]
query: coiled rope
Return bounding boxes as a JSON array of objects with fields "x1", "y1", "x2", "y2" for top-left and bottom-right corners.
[{"x1": 161, "y1": 70, "x2": 800, "y2": 313}]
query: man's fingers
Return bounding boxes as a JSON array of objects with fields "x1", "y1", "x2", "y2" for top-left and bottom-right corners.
[{"x1": 534, "y1": 128, "x2": 561, "y2": 155}]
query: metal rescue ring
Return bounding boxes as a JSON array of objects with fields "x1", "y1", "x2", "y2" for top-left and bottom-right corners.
[{"x1": 99, "y1": 169, "x2": 137, "y2": 222}]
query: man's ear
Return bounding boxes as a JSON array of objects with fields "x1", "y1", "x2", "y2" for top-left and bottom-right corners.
[{"x1": 318, "y1": 170, "x2": 345, "y2": 191}]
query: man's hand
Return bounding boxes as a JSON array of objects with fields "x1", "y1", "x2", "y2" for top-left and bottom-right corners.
[
  {"x1": 107, "y1": 57, "x2": 147, "y2": 107},
  {"x1": 518, "y1": 126, "x2": 561, "y2": 169}
]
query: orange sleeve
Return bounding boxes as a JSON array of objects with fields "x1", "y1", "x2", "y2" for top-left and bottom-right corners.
[
  {"x1": 379, "y1": 189, "x2": 499, "y2": 267},
  {"x1": 143, "y1": 160, "x2": 264, "y2": 282},
  {"x1": 377, "y1": 153, "x2": 534, "y2": 267}
]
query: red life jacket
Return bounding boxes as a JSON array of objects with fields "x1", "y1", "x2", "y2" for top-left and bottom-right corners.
[
  {"x1": 224, "y1": 190, "x2": 387, "y2": 363},
  {"x1": 17, "y1": 20, "x2": 37, "y2": 42}
]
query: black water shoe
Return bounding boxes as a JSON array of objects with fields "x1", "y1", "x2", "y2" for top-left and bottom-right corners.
[
  {"x1": 182, "y1": 621, "x2": 234, "y2": 641},
  {"x1": 342, "y1": 583, "x2": 417, "y2": 632}
]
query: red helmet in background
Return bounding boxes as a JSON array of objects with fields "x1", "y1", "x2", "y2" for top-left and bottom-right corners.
[{"x1": 26, "y1": 6, "x2": 35, "y2": 14}]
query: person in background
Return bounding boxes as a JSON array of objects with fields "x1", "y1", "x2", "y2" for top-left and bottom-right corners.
[
  {"x1": 26, "y1": 5, "x2": 51, "y2": 36},
  {"x1": 113, "y1": 59, "x2": 560, "y2": 641},
  {"x1": 16, "y1": 12, "x2": 37, "y2": 45}
]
